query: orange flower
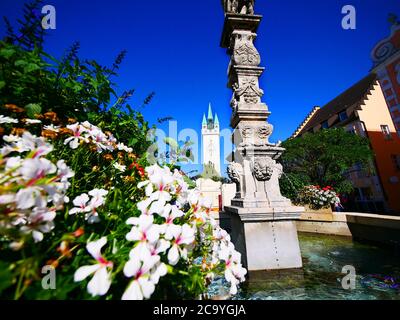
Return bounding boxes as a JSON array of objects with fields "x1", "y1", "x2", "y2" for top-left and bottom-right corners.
[
  {"x1": 72, "y1": 228, "x2": 85, "y2": 238},
  {"x1": 57, "y1": 241, "x2": 72, "y2": 258},
  {"x1": 41, "y1": 130, "x2": 58, "y2": 140},
  {"x1": 59, "y1": 128, "x2": 73, "y2": 136},
  {"x1": 11, "y1": 128, "x2": 25, "y2": 136},
  {"x1": 67, "y1": 118, "x2": 77, "y2": 124},
  {"x1": 5, "y1": 104, "x2": 24, "y2": 113},
  {"x1": 0, "y1": 127, "x2": 4, "y2": 136},
  {"x1": 118, "y1": 152, "x2": 124, "y2": 160},
  {"x1": 44, "y1": 112, "x2": 59, "y2": 123},
  {"x1": 46, "y1": 259, "x2": 59, "y2": 269},
  {"x1": 128, "y1": 153, "x2": 137, "y2": 160},
  {"x1": 103, "y1": 154, "x2": 114, "y2": 161}
]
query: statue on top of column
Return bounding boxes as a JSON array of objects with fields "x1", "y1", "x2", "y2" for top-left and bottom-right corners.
[{"x1": 221, "y1": 0, "x2": 255, "y2": 15}]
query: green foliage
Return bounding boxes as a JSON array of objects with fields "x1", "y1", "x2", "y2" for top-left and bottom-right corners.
[
  {"x1": 0, "y1": 1, "x2": 154, "y2": 156},
  {"x1": 0, "y1": 1, "x2": 157, "y2": 299},
  {"x1": 281, "y1": 128, "x2": 373, "y2": 196},
  {"x1": 201, "y1": 163, "x2": 220, "y2": 180},
  {"x1": 279, "y1": 172, "x2": 309, "y2": 200}
]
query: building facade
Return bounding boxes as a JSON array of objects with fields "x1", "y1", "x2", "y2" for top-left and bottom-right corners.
[
  {"x1": 292, "y1": 74, "x2": 400, "y2": 214},
  {"x1": 371, "y1": 15, "x2": 400, "y2": 136},
  {"x1": 201, "y1": 103, "x2": 221, "y2": 176}
]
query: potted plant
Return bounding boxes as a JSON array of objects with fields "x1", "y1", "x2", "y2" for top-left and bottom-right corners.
[{"x1": 296, "y1": 185, "x2": 341, "y2": 221}]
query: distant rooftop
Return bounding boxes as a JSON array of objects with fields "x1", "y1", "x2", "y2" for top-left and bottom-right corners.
[{"x1": 295, "y1": 73, "x2": 377, "y2": 136}]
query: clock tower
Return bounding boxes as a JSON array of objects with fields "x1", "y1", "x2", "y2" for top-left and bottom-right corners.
[{"x1": 201, "y1": 103, "x2": 221, "y2": 176}]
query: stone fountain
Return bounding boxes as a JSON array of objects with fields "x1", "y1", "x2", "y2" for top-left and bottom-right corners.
[{"x1": 221, "y1": 0, "x2": 304, "y2": 271}]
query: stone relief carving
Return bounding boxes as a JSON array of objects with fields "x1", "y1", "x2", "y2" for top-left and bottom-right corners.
[
  {"x1": 241, "y1": 126, "x2": 254, "y2": 138},
  {"x1": 231, "y1": 32, "x2": 260, "y2": 67},
  {"x1": 221, "y1": 0, "x2": 239, "y2": 13},
  {"x1": 257, "y1": 124, "x2": 273, "y2": 141},
  {"x1": 227, "y1": 162, "x2": 243, "y2": 185},
  {"x1": 222, "y1": 0, "x2": 255, "y2": 15},
  {"x1": 235, "y1": 77, "x2": 264, "y2": 104},
  {"x1": 234, "y1": 122, "x2": 275, "y2": 148},
  {"x1": 251, "y1": 157, "x2": 274, "y2": 182},
  {"x1": 230, "y1": 83, "x2": 240, "y2": 112}
]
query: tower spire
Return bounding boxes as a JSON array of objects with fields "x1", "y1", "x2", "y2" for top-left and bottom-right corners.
[
  {"x1": 214, "y1": 113, "x2": 219, "y2": 126},
  {"x1": 208, "y1": 103, "x2": 213, "y2": 120},
  {"x1": 202, "y1": 114, "x2": 207, "y2": 126}
]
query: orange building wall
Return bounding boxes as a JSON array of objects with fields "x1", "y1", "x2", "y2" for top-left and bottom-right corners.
[
  {"x1": 357, "y1": 83, "x2": 400, "y2": 213},
  {"x1": 367, "y1": 131, "x2": 400, "y2": 213}
]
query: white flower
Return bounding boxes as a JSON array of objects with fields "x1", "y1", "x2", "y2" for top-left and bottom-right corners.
[
  {"x1": 122, "y1": 248, "x2": 160, "y2": 300},
  {"x1": 126, "y1": 215, "x2": 161, "y2": 244},
  {"x1": 1, "y1": 132, "x2": 52, "y2": 157},
  {"x1": 159, "y1": 204, "x2": 184, "y2": 235},
  {"x1": 218, "y1": 242, "x2": 247, "y2": 295},
  {"x1": 69, "y1": 189, "x2": 107, "y2": 223},
  {"x1": 19, "y1": 158, "x2": 56, "y2": 181},
  {"x1": 25, "y1": 119, "x2": 42, "y2": 124},
  {"x1": 0, "y1": 115, "x2": 18, "y2": 124},
  {"x1": 74, "y1": 237, "x2": 113, "y2": 297},
  {"x1": 117, "y1": 143, "x2": 133, "y2": 153},
  {"x1": 56, "y1": 160, "x2": 74, "y2": 182},
  {"x1": 43, "y1": 125, "x2": 60, "y2": 132},
  {"x1": 0, "y1": 194, "x2": 16, "y2": 204},
  {"x1": 146, "y1": 164, "x2": 173, "y2": 203},
  {"x1": 69, "y1": 194, "x2": 91, "y2": 215},
  {"x1": 15, "y1": 186, "x2": 46, "y2": 210},
  {"x1": 165, "y1": 224, "x2": 195, "y2": 265},
  {"x1": 88, "y1": 189, "x2": 108, "y2": 208},
  {"x1": 113, "y1": 163, "x2": 126, "y2": 172},
  {"x1": 20, "y1": 207, "x2": 56, "y2": 242},
  {"x1": 64, "y1": 123, "x2": 88, "y2": 149},
  {"x1": 137, "y1": 198, "x2": 168, "y2": 216}
]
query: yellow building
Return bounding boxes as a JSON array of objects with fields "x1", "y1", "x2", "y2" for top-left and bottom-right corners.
[{"x1": 293, "y1": 74, "x2": 400, "y2": 214}]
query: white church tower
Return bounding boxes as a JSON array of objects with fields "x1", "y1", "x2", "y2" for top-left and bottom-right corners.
[{"x1": 201, "y1": 103, "x2": 221, "y2": 176}]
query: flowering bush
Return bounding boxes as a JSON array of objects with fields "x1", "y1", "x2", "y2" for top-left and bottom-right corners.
[
  {"x1": 0, "y1": 4, "x2": 246, "y2": 299},
  {"x1": 296, "y1": 185, "x2": 340, "y2": 210},
  {"x1": 0, "y1": 113, "x2": 246, "y2": 300}
]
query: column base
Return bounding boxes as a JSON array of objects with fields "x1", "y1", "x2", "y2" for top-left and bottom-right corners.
[{"x1": 225, "y1": 206, "x2": 303, "y2": 271}]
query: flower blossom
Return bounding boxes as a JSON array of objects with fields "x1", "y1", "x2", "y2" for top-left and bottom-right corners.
[
  {"x1": 165, "y1": 224, "x2": 195, "y2": 265},
  {"x1": 69, "y1": 189, "x2": 108, "y2": 223},
  {"x1": 0, "y1": 115, "x2": 18, "y2": 124},
  {"x1": 74, "y1": 237, "x2": 113, "y2": 296}
]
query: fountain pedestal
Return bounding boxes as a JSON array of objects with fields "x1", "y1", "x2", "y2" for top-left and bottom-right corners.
[
  {"x1": 220, "y1": 8, "x2": 304, "y2": 271},
  {"x1": 226, "y1": 209, "x2": 303, "y2": 271}
]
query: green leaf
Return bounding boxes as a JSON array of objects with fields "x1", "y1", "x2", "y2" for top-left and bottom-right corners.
[
  {"x1": 129, "y1": 137, "x2": 138, "y2": 146},
  {"x1": 0, "y1": 81, "x2": 5, "y2": 90},
  {"x1": 0, "y1": 261, "x2": 13, "y2": 294},
  {"x1": 25, "y1": 103, "x2": 42, "y2": 118},
  {"x1": 14, "y1": 60, "x2": 27, "y2": 67},
  {"x1": 24, "y1": 63, "x2": 40, "y2": 73},
  {"x1": 0, "y1": 48, "x2": 16, "y2": 59}
]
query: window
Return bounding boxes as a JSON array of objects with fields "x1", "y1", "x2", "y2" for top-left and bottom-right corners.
[
  {"x1": 381, "y1": 125, "x2": 392, "y2": 140},
  {"x1": 392, "y1": 155, "x2": 400, "y2": 171},
  {"x1": 339, "y1": 111, "x2": 348, "y2": 122},
  {"x1": 347, "y1": 127, "x2": 356, "y2": 135},
  {"x1": 321, "y1": 121, "x2": 329, "y2": 129}
]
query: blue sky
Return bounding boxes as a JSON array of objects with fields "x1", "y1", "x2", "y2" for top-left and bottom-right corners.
[{"x1": 1, "y1": 0, "x2": 399, "y2": 176}]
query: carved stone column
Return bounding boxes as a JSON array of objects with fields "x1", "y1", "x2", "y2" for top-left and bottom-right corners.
[{"x1": 220, "y1": 5, "x2": 304, "y2": 271}]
